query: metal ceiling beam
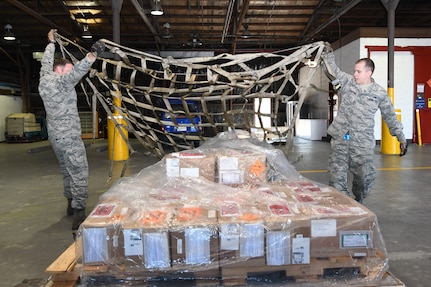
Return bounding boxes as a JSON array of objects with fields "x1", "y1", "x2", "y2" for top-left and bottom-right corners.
[
  {"x1": 231, "y1": 0, "x2": 251, "y2": 54},
  {"x1": 130, "y1": 0, "x2": 161, "y2": 45},
  {"x1": 303, "y1": 0, "x2": 362, "y2": 42},
  {"x1": 221, "y1": 0, "x2": 236, "y2": 43},
  {"x1": 6, "y1": 0, "x2": 72, "y2": 36},
  {"x1": 56, "y1": 0, "x2": 83, "y2": 33},
  {"x1": 112, "y1": 0, "x2": 123, "y2": 44}
]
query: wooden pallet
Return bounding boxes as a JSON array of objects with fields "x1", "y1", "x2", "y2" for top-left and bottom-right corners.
[
  {"x1": 221, "y1": 266, "x2": 405, "y2": 287},
  {"x1": 220, "y1": 255, "x2": 386, "y2": 285},
  {"x1": 44, "y1": 242, "x2": 80, "y2": 287},
  {"x1": 44, "y1": 243, "x2": 405, "y2": 287}
]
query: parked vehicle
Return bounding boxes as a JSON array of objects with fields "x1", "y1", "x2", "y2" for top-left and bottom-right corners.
[
  {"x1": 5, "y1": 113, "x2": 48, "y2": 143},
  {"x1": 161, "y1": 99, "x2": 202, "y2": 146},
  {"x1": 161, "y1": 99, "x2": 201, "y2": 134}
]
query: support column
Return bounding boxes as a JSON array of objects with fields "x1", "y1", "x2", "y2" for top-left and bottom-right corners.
[{"x1": 381, "y1": 0, "x2": 400, "y2": 154}]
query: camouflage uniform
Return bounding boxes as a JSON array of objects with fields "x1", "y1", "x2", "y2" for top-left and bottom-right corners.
[
  {"x1": 38, "y1": 42, "x2": 95, "y2": 210},
  {"x1": 325, "y1": 51, "x2": 406, "y2": 202}
]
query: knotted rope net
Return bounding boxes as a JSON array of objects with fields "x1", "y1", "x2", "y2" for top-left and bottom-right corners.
[{"x1": 55, "y1": 35, "x2": 327, "y2": 159}]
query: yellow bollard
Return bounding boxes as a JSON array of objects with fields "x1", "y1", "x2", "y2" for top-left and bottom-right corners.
[
  {"x1": 107, "y1": 114, "x2": 129, "y2": 161},
  {"x1": 381, "y1": 88, "x2": 400, "y2": 155},
  {"x1": 381, "y1": 108, "x2": 401, "y2": 155},
  {"x1": 416, "y1": 109, "x2": 423, "y2": 146}
]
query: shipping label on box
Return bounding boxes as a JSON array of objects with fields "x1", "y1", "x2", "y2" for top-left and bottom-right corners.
[
  {"x1": 340, "y1": 230, "x2": 371, "y2": 248},
  {"x1": 143, "y1": 232, "x2": 170, "y2": 268},
  {"x1": 292, "y1": 235, "x2": 310, "y2": 264},
  {"x1": 123, "y1": 228, "x2": 144, "y2": 257},
  {"x1": 82, "y1": 227, "x2": 110, "y2": 265},
  {"x1": 123, "y1": 229, "x2": 171, "y2": 269},
  {"x1": 218, "y1": 203, "x2": 267, "y2": 267},
  {"x1": 266, "y1": 230, "x2": 291, "y2": 266},
  {"x1": 184, "y1": 227, "x2": 212, "y2": 265},
  {"x1": 121, "y1": 208, "x2": 173, "y2": 271},
  {"x1": 240, "y1": 222, "x2": 265, "y2": 258},
  {"x1": 216, "y1": 149, "x2": 266, "y2": 185},
  {"x1": 220, "y1": 223, "x2": 240, "y2": 251}
]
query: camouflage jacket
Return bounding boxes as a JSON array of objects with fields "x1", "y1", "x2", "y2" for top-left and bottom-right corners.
[
  {"x1": 38, "y1": 43, "x2": 95, "y2": 139},
  {"x1": 326, "y1": 52, "x2": 406, "y2": 148}
]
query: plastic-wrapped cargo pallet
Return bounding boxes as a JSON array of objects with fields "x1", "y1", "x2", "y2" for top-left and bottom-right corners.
[{"x1": 75, "y1": 130, "x2": 389, "y2": 286}]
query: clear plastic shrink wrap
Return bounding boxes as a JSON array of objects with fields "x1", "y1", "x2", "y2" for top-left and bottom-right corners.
[{"x1": 76, "y1": 130, "x2": 389, "y2": 284}]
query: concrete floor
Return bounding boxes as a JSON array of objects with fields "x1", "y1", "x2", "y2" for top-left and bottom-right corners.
[{"x1": 1, "y1": 137, "x2": 430, "y2": 287}]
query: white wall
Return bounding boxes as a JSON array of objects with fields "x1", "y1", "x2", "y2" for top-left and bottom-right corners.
[
  {"x1": 0, "y1": 95, "x2": 23, "y2": 142},
  {"x1": 333, "y1": 39, "x2": 360, "y2": 75},
  {"x1": 369, "y1": 50, "x2": 414, "y2": 140},
  {"x1": 331, "y1": 37, "x2": 431, "y2": 141}
]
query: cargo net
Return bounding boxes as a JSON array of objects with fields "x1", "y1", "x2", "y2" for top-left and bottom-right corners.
[{"x1": 56, "y1": 36, "x2": 326, "y2": 158}]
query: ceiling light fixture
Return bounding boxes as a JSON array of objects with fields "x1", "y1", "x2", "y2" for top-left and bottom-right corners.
[
  {"x1": 183, "y1": 33, "x2": 202, "y2": 48},
  {"x1": 3, "y1": 24, "x2": 16, "y2": 41},
  {"x1": 161, "y1": 23, "x2": 172, "y2": 39},
  {"x1": 151, "y1": 0, "x2": 163, "y2": 16},
  {"x1": 242, "y1": 23, "x2": 251, "y2": 38},
  {"x1": 82, "y1": 24, "x2": 92, "y2": 39}
]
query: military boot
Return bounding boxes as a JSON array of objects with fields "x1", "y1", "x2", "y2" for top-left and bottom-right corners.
[
  {"x1": 72, "y1": 208, "x2": 86, "y2": 240},
  {"x1": 67, "y1": 198, "x2": 74, "y2": 216}
]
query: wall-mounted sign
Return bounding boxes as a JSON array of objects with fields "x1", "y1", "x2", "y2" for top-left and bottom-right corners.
[{"x1": 416, "y1": 97, "x2": 425, "y2": 109}]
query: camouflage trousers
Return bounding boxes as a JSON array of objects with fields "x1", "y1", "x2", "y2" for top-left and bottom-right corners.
[
  {"x1": 50, "y1": 135, "x2": 88, "y2": 209},
  {"x1": 328, "y1": 139, "x2": 376, "y2": 202}
]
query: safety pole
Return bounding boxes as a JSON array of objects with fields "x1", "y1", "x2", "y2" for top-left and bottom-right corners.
[
  {"x1": 382, "y1": 106, "x2": 401, "y2": 154},
  {"x1": 107, "y1": 92, "x2": 129, "y2": 161},
  {"x1": 416, "y1": 109, "x2": 423, "y2": 145}
]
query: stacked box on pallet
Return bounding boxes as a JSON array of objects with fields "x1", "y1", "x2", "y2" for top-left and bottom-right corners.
[
  {"x1": 121, "y1": 205, "x2": 174, "y2": 274},
  {"x1": 169, "y1": 203, "x2": 220, "y2": 278},
  {"x1": 217, "y1": 201, "x2": 267, "y2": 268},
  {"x1": 79, "y1": 199, "x2": 130, "y2": 273},
  {"x1": 260, "y1": 182, "x2": 387, "y2": 277},
  {"x1": 77, "y1": 131, "x2": 389, "y2": 284},
  {"x1": 165, "y1": 150, "x2": 216, "y2": 182},
  {"x1": 214, "y1": 148, "x2": 267, "y2": 186}
]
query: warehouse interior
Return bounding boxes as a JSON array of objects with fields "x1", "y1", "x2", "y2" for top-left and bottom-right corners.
[
  {"x1": 1, "y1": 0, "x2": 431, "y2": 286},
  {"x1": 2, "y1": 139, "x2": 431, "y2": 287}
]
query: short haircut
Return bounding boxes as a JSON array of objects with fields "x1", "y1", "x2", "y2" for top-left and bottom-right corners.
[
  {"x1": 53, "y1": 58, "x2": 72, "y2": 71},
  {"x1": 356, "y1": 58, "x2": 375, "y2": 73}
]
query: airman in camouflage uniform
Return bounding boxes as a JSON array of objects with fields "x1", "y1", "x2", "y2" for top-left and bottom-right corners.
[
  {"x1": 38, "y1": 29, "x2": 96, "y2": 236},
  {"x1": 324, "y1": 44, "x2": 407, "y2": 202}
]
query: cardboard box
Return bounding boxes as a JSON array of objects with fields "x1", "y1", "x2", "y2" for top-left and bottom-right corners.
[
  {"x1": 215, "y1": 149, "x2": 267, "y2": 186},
  {"x1": 217, "y1": 203, "x2": 266, "y2": 267},
  {"x1": 80, "y1": 201, "x2": 130, "y2": 266},
  {"x1": 121, "y1": 207, "x2": 174, "y2": 272},
  {"x1": 170, "y1": 205, "x2": 219, "y2": 271},
  {"x1": 165, "y1": 151, "x2": 216, "y2": 182},
  {"x1": 259, "y1": 182, "x2": 383, "y2": 261}
]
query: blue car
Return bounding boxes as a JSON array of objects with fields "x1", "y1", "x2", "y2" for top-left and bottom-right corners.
[{"x1": 161, "y1": 99, "x2": 202, "y2": 135}]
